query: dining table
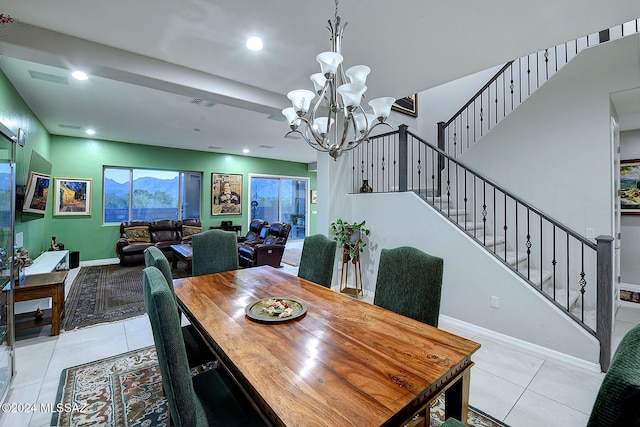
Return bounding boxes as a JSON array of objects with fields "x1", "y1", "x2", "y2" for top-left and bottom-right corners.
[{"x1": 173, "y1": 266, "x2": 481, "y2": 427}]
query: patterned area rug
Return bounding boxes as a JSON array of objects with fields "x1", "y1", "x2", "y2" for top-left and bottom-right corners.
[
  {"x1": 63, "y1": 263, "x2": 190, "y2": 330},
  {"x1": 52, "y1": 347, "x2": 508, "y2": 427},
  {"x1": 621, "y1": 289, "x2": 640, "y2": 304},
  {"x1": 281, "y1": 247, "x2": 302, "y2": 267}
]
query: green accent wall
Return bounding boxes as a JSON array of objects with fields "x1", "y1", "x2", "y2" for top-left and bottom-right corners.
[
  {"x1": 1, "y1": 67, "x2": 318, "y2": 263},
  {"x1": 49, "y1": 136, "x2": 315, "y2": 261},
  {"x1": 0, "y1": 67, "x2": 52, "y2": 256}
]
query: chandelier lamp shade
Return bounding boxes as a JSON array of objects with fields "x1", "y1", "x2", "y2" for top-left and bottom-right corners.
[{"x1": 282, "y1": 0, "x2": 394, "y2": 160}]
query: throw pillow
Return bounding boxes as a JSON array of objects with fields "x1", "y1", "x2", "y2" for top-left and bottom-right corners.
[
  {"x1": 182, "y1": 225, "x2": 202, "y2": 240},
  {"x1": 124, "y1": 226, "x2": 150, "y2": 243}
]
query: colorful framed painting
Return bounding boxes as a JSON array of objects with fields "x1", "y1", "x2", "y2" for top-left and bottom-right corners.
[
  {"x1": 212, "y1": 173, "x2": 242, "y2": 215},
  {"x1": 620, "y1": 159, "x2": 640, "y2": 214},
  {"x1": 392, "y1": 94, "x2": 418, "y2": 117},
  {"x1": 23, "y1": 172, "x2": 50, "y2": 215},
  {"x1": 54, "y1": 177, "x2": 92, "y2": 216}
]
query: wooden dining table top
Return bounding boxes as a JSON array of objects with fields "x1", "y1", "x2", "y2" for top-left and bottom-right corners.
[{"x1": 173, "y1": 266, "x2": 480, "y2": 427}]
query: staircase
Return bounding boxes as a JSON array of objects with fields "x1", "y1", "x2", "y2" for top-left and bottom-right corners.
[
  {"x1": 348, "y1": 124, "x2": 614, "y2": 371},
  {"x1": 421, "y1": 191, "x2": 587, "y2": 323},
  {"x1": 344, "y1": 18, "x2": 640, "y2": 372},
  {"x1": 439, "y1": 18, "x2": 640, "y2": 158}
]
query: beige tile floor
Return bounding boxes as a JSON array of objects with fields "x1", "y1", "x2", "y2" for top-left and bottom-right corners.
[{"x1": 0, "y1": 258, "x2": 638, "y2": 427}]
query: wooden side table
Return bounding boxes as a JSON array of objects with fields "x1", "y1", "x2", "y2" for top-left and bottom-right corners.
[{"x1": 3, "y1": 271, "x2": 67, "y2": 337}]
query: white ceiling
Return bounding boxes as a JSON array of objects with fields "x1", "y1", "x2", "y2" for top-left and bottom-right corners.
[{"x1": 0, "y1": 0, "x2": 638, "y2": 163}]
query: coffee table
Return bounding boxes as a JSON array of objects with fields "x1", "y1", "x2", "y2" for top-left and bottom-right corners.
[{"x1": 170, "y1": 244, "x2": 193, "y2": 273}]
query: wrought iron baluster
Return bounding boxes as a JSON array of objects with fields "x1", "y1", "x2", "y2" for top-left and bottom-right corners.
[
  {"x1": 482, "y1": 180, "x2": 487, "y2": 246},
  {"x1": 515, "y1": 201, "x2": 519, "y2": 267},
  {"x1": 552, "y1": 226, "x2": 557, "y2": 299},
  {"x1": 493, "y1": 187, "x2": 497, "y2": 252},
  {"x1": 580, "y1": 243, "x2": 586, "y2": 322},
  {"x1": 540, "y1": 218, "x2": 543, "y2": 289},
  {"x1": 566, "y1": 234, "x2": 570, "y2": 310},
  {"x1": 503, "y1": 192, "x2": 508, "y2": 254}
]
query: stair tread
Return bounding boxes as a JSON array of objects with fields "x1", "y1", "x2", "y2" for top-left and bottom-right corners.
[
  {"x1": 519, "y1": 268, "x2": 553, "y2": 286},
  {"x1": 494, "y1": 250, "x2": 528, "y2": 265}
]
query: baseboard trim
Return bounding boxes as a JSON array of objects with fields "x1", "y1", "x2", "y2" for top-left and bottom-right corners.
[
  {"x1": 620, "y1": 282, "x2": 640, "y2": 292},
  {"x1": 439, "y1": 315, "x2": 602, "y2": 373},
  {"x1": 79, "y1": 258, "x2": 120, "y2": 267}
]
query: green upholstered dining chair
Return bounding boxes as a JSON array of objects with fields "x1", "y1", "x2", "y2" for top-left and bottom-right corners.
[
  {"x1": 586, "y1": 323, "x2": 640, "y2": 426},
  {"x1": 373, "y1": 246, "x2": 444, "y2": 327},
  {"x1": 143, "y1": 246, "x2": 215, "y2": 368},
  {"x1": 142, "y1": 266, "x2": 267, "y2": 427},
  {"x1": 441, "y1": 417, "x2": 465, "y2": 426},
  {"x1": 191, "y1": 229, "x2": 239, "y2": 276},
  {"x1": 298, "y1": 234, "x2": 337, "y2": 288}
]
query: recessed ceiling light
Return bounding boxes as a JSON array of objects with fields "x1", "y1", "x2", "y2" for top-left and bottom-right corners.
[
  {"x1": 72, "y1": 71, "x2": 88, "y2": 80},
  {"x1": 85, "y1": 129, "x2": 96, "y2": 135},
  {"x1": 242, "y1": 149, "x2": 250, "y2": 154},
  {"x1": 246, "y1": 36, "x2": 263, "y2": 51}
]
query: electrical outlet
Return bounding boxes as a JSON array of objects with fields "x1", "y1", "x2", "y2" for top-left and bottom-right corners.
[
  {"x1": 586, "y1": 228, "x2": 595, "y2": 238},
  {"x1": 490, "y1": 296, "x2": 499, "y2": 308}
]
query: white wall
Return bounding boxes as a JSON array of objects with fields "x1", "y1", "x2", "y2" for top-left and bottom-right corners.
[
  {"x1": 417, "y1": 65, "x2": 503, "y2": 143},
  {"x1": 620, "y1": 129, "x2": 640, "y2": 285},
  {"x1": 348, "y1": 192, "x2": 599, "y2": 363}
]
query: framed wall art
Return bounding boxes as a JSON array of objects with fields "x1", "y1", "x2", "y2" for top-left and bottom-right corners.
[
  {"x1": 23, "y1": 172, "x2": 50, "y2": 215},
  {"x1": 212, "y1": 173, "x2": 243, "y2": 215},
  {"x1": 54, "y1": 177, "x2": 92, "y2": 216},
  {"x1": 620, "y1": 159, "x2": 640, "y2": 214},
  {"x1": 392, "y1": 94, "x2": 418, "y2": 117}
]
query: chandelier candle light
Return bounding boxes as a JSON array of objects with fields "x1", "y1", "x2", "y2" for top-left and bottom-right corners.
[{"x1": 282, "y1": 0, "x2": 395, "y2": 160}]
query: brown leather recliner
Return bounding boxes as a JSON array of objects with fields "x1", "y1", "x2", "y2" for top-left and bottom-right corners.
[
  {"x1": 238, "y1": 222, "x2": 291, "y2": 268},
  {"x1": 237, "y1": 219, "x2": 268, "y2": 244}
]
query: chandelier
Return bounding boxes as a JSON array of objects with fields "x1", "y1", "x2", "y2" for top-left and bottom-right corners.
[{"x1": 282, "y1": 0, "x2": 395, "y2": 160}]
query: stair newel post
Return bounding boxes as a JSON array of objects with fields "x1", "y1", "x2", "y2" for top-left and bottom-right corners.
[
  {"x1": 596, "y1": 235, "x2": 613, "y2": 372},
  {"x1": 398, "y1": 124, "x2": 408, "y2": 192},
  {"x1": 437, "y1": 121, "x2": 445, "y2": 196}
]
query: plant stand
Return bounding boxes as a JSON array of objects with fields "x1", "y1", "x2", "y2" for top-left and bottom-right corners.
[{"x1": 339, "y1": 249, "x2": 363, "y2": 298}]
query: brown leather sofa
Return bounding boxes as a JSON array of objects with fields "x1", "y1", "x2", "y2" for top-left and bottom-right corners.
[
  {"x1": 238, "y1": 222, "x2": 291, "y2": 268},
  {"x1": 115, "y1": 218, "x2": 201, "y2": 265}
]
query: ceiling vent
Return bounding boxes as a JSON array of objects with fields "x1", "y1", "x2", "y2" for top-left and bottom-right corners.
[
  {"x1": 259, "y1": 145, "x2": 274, "y2": 149},
  {"x1": 208, "y1": 145, "x2": 223, "y2": 150},
  {"x1": 191, "y1": 98, "x2": 216, "y2": 108},
  {"x1": 59, "y1": 124, "x2": 82, "y2": 130},
  {"x1": 29, "y1": 70, "x2": 68, "y2": 85}
]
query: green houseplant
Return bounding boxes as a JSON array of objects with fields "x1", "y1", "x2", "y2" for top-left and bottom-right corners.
[{"x1": 329, "y1": 219, "x2": 370, "y2": 262}]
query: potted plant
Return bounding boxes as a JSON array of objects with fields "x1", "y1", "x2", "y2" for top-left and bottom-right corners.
[
  {"x1": 290, "y1": 212, "x2": 305, "y2": 225},
  {"x1": 329, "y1": 219, "x2": 370, "y2": 262}
]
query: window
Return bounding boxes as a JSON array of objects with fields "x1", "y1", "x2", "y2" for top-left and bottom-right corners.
[
  {"x1": 104, "y1": 167, "x2": 201, "y2": 223},
  {"x1": 249, "y1": 175, "x2": 308, "y2": 240}
]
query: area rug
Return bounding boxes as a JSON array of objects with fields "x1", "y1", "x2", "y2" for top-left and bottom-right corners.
[
  {"x1": 281, "y1": 247, "x2": 302, "y2": 267},
  {"x1": 621, "y1": 289, "x2": 640, "y2": 304},
  {"x1": 63, "y1": 263, "x2": 190, "y2": 330},
  {"x1": 52, "y1": 346, "x2": 508, "y2": 427}
]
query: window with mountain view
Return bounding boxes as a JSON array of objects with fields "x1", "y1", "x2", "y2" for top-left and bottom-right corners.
[{"x1": 103, "y1": 167, "x2": 201, "y2": 223}]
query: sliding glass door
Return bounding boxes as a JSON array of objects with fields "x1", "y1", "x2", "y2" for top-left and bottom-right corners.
[{"x1": 249, "y1": 175, "x2": 308, "y2": 240}]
